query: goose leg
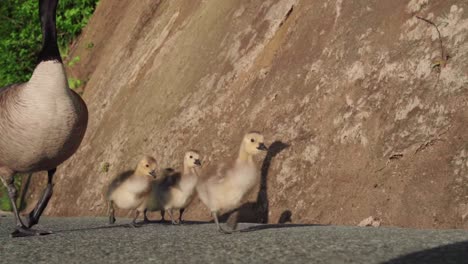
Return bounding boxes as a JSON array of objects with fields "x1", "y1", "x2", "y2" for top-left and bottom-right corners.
[
  {"x1": 143, "y1": 209, "x2": 150, "y2": 223},
  {"x1": 167, "y1": 209, "x2": 178, "y2": 225},
  {"x1": 179, "y1": 208, "x2": 185, "y2": 224},
  {"x1": 3, "y1": 175, "x2": 25, "y2": 228},
  {"x1": 128, "y1": 210, "x2": 142, "y2": 228},
  {"x1": 108, "y1": 201, "x2": 116, "y2": 225},
  {"x1": 1, "y1": 173, "x2": 51, "y2": 237},
  {"x1": 159, "y1": 210, "x2": 167, "y2": 223},
  {"x1": 226, "y1": 210, "x2": 239, "y2": 231},
  {"x1": 212, "y1": 212, "x2": 232, "y2": 234},
  {"x1": 26, "y1": 168, "x2": 56, "y2": 228}
]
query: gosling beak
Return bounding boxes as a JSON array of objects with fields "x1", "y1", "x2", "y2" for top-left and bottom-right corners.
[
  {"x1": 194, "y1": 159, "x2": 202, "y2": 166},
  {"x1": 149, "y1": 170, "x2": 157, "y2": 178},
  {"x1": 257, "y1": 143, "x2": 268, "y2": 151}
]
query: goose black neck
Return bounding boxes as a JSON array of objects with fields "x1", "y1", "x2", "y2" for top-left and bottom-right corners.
[{"x1": 37, "y1": 0, "x2": 62, "y2": 63}]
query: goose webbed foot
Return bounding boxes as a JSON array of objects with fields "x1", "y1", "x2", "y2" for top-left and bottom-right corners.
[{"x1": 11, "y1": 227, "x2": 52, "y2": 238}]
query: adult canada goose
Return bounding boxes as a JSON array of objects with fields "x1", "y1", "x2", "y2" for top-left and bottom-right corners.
[
  {"x1": 107, "y1": 156, "x2": 157, "y2": 227},
  {"x1": 144, "y1": 151, "x2": 201, "y2": 224},
  {"x1": 196, "y1": 132, "x2": 268, "y2": 234},
  {"x1": 0, "y1": 0, "x2": 88, "y2": 237}
]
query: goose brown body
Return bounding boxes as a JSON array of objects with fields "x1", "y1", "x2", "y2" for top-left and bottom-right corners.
[{"x1": 0, "y1": 62, "x2": 88, "y2": 173}]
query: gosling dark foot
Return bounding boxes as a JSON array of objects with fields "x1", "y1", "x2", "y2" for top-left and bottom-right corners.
[{"x1": 11, "y1": 227, "x2": 52, "y2": 238}]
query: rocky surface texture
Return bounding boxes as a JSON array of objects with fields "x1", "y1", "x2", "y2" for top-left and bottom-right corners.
[{"x1": 24, "y1": 0, "x2": 468, "y2": 229}]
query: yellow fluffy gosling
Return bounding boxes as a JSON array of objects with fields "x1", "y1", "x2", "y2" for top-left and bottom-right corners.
[
  {"x1": 145, "y1": 151, "x2": 201, "y2": 224},
  {"x1": 196, "y1": 132, "x2": 268, "y2": 233},
  {"x1": 107, "y1": 155, "x2": 157, "y2": 226}
]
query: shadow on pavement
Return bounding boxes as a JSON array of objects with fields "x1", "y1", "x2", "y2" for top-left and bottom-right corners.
[
  {"x1": 54, "y1": 223, "x2": 139, "y2": 233},
  {"x1": 382, "y1": 241, "x2": 468, "y2": 264},
  {"x1": 54, "y1": 220, "x2": 213, "y2": 233},
  {"x1": 238, "y1": 223, "x2": 324, "y2": 233}
]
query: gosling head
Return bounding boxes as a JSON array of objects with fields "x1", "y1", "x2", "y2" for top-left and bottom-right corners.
[
  {"x1": 242, "y1": 132, "x2": 268, "y2": 155},
  {"x1": 136, "y1": 155, "x2": 158, "y2": 178},
  {"x1": 184, "y1": 150, "x2": 202, "y2": 168}
]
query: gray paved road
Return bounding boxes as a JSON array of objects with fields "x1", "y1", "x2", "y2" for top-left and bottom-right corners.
[{"x1": 1, "y1": 216, "x2": 468, "y2": 263}]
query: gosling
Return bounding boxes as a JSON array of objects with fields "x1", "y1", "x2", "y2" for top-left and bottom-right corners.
[
  {"x1": 107, "y1": 155, "x2": 157, "y2": 227},
  {"x1": 145, "y1": 151, "x2": 202, "y2": 224},
  {"x1": 196, "y1": 132, "x2": 268, "y2": 233}
]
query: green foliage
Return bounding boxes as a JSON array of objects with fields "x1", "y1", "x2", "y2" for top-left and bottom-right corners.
[
  {"x1": 0, "y1": 0, "x2": 98, "y2": 87},
  {"x1": 68, "y1": 77, "x2": 82, "y2": 90},
  {"x1": 0, "y1": 175, "x2": 23, "y2": 211},
  {"x1": 86, "y1": 42, "x2": 94, "y2": 49},
  {"x1": 67, "y1": 55, "x2": 80, "y2": 67},
  {"x1": 101, "y1": 162, "x2": 110, "y2": 173},
  {"x1": 67, "y1": 55, "x2": 84, "y2": 90}
]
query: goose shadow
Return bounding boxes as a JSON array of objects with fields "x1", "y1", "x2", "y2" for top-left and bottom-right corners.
[
  {"x1": 53, "y1": 219, "x2": 213, "y2": 233},
  {"x1": 382, "y1": 240, "x2": 468, "y2": 264},
  {"x1": 219, "y1": 140, "x2": 290, "y2": 228},
  {"x1": 53, "y1": 223, "x2": 140, "y2": 233},
  {"x1": 238, "y1": 223, "x2": 324, "y2": 233}
]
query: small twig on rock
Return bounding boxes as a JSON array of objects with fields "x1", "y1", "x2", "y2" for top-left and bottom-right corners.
[
  {"x1": 415, "y1": 15, "x2": 448, "y2": 68},
  {"x1": 415, "y1": 15, "x2": 450, "y2": 90}
]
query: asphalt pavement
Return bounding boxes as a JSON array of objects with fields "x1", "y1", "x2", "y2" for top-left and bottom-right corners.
[{"x1": 1, "y1": 216, "x2": 468, "y2": 263}]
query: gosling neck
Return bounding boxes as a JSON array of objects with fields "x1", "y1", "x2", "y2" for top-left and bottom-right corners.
[
  {"x1": 134, "y1": 166, "x2": 148, "y2": 178},
  {"x1": 237, "y1": 143, "x2": 253, "y2": 163},
  {"x1": 183, "y1": 164, "x2": 198, "y2": 176}
]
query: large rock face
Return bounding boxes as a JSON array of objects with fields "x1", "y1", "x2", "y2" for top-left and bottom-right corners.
[{"x1": 25, "y1": 0, "x2": 468, "y2": 228}]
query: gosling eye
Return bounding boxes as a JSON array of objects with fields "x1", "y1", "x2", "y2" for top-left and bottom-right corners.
[
  {"x1": 251, "y1": 138, "x2": 255, "y2": 143},
  {"x1": 145, "y1": 164, "x2": 149, "y2": 168},
  {"x1": 189, "y1": 156, "x2": 193, "y2": 159}
]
